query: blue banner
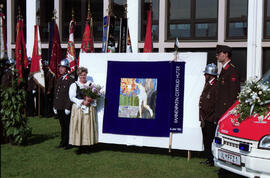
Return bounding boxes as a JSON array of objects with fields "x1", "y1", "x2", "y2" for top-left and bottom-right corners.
[{"x1": 103, "y1": 61, "x2": 185, "y2": 137}]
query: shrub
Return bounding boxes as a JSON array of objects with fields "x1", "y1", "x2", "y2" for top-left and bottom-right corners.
[{"x1": 0, "y1": 76, "x2": 32, "y2": 145}]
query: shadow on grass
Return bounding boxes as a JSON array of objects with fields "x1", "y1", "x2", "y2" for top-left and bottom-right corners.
[
  {"x1": 91, "y1": 143, "x2": 211, "y2": 159},
  {"x1": 26, "y1": 132, "x2": 59, "y2": 146},
  {"x1": 90, "y1": 143, "x2": 192, "y2": 157}
]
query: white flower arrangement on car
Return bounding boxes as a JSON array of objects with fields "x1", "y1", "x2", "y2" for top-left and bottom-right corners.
[{"x1": 231, "y1": 77, "x2": 270, "y2": 123}]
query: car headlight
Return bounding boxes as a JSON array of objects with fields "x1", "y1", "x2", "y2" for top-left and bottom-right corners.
[
  {"x1": 258, "y1": 135, "x2": 270, "y2": 150},
  {"x1": 215, "y1": 124, "x2": 219, "y2": 137}
]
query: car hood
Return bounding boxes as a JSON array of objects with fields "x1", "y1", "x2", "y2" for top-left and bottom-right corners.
[{"x1": 218, "y1": 101, "x2": 270, "y2": 141}]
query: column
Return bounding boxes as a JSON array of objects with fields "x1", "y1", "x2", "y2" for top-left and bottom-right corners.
[
  {"x1": 247, "y1": 0, "x2": 263, "y2": 79},
  {"x1": 127, "y1": 0, "x2": 140, "y2": 53},
  {"x1": 6, "y1": 0, "x2": 13, "y2": 58},
  {"x1": 55, "y1": 0, "x2": 61, "y2": 41},
  {"x1": 26, "y1": 0, "x2": 37, "y2": 57},
  {"x1": 158, "y1": 0, "x2": 166, "y2": 52},
  {"x1": 217, "y1": 0, "x2": 225, "y2": 44}
]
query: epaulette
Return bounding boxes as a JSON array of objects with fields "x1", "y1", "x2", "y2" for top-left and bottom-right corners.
[{"x1": 230, "y1": 63, "x2": 236, "y2": 68}]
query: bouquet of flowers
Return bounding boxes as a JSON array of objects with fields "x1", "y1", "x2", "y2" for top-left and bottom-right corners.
[
  {"x1": 81, "y1": 83, "x2": 103, "y2": 99},
  {"x1": 233, "y1": 77, "x2": 270, "y2": 122}
]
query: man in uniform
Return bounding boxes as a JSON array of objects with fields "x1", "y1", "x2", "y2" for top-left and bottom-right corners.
[
  {"x1": 199, "y1": 63, "x2": 218, "y2": 166},
  {"x1": 53, "y1": 58, "x2": 75, "y2": 149},
  {"x1": 26, "y1": 58, "x2": 38, "y2": 117},
  {"x1": 42, "y1": 60, "x2": 55, "y2": 118},
  {"x1": 215, "y1": 45, "x2": 240, "y2": 121}
]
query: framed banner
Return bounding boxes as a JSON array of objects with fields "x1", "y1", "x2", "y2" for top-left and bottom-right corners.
[
  {"x1": 79, "y1": 53, "x2": 206, "y2": 151},
  {"x1": 103, "y1": 61, "x2": 185, "y2": 137}
]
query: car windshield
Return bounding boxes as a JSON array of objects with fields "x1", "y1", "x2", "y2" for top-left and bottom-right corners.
[{"x1": 260, "y1": 70, "x2": 270, "y2": 84}]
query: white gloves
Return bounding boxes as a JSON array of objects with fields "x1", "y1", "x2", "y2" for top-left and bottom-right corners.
[
  {"x1": 65, "y1": 109, "x2": 71, "y2": 115},
  {"x1": 53, "y1": 107, "x2": 57, "y2": 115},
  {"x1": 32, "y1": 90, "x2": 36, "y2": 94}
]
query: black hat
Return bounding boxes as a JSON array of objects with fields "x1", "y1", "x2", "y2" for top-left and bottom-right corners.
[{"x1": 216, "y1": 45, "x2": 232, "y2": 54}]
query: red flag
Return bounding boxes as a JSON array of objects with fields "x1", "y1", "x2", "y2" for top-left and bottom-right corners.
[
  {"x1": 143, "y1": 6, "x2": 152, "y2": 53},
  {"x1": 78, "y1": 15, "x2": 94, "y2": 66},
  {"x1": 66, "y1": 20, "x2": 76, "y2": 74},
  {"x1": 30, "y1": 25, "x2": 45, "y2": 88},
  {"x1": 49, "y1": 21, "x2": 62, "y2": 78},
  {"x1": 15, "y1": 19, "x2": 28, "y2": 81},
  {"x1": 0, "y1": 12, "x2": 7, "y2": 59}
]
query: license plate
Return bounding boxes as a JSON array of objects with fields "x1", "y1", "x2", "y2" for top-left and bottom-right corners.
[{"x1": 218, "y1": 149, "x2": 241, "y2": 166}]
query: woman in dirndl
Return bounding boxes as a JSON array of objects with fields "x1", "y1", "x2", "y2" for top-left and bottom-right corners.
[{"x1": 68, "y1": 67, "x2": 98, "y2": 154}]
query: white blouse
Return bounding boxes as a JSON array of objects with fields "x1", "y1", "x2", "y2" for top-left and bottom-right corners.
[{"x1": 69, "y1": 80, "x2": 96, "y2": 114}]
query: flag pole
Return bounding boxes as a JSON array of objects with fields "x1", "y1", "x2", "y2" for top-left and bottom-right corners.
[
  {"x1": 105, "y1": 0, "x2": 112, "y2": 52},
  {"x1": 36, "y1": 11, "x2": 41, "y2": 117},
  {"x1": 167, "y1": 1, "x2": 173, "y2": 153},
  {"x1": 88, "y1": 0, "x2": 94, "y2": 52},
  {"x1": 71, "y1": 8, "x2": 77, "y2": 78}
]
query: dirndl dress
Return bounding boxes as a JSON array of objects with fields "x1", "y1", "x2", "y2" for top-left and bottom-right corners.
[{"x1": 69, "y1": 82, "x2": 98, "y2": 146}]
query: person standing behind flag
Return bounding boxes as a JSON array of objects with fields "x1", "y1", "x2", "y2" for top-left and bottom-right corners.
[
  {"x1": 53, "y1": 59, "x2": 75, "y2": 149},
  {"x1": 215, "y1": 45, "x2": 240, "y2": 121},
  {"x1": 42, "y1": 60, "x2": 55, "y2": 118},
  {"x1": 199, "y1": 63, "x2": 218, "y2": 167}
]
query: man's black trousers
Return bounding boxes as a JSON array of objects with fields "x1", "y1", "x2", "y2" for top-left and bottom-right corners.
[{"x1": 57, "y1": 110, "x2": 70, "y2": 147}]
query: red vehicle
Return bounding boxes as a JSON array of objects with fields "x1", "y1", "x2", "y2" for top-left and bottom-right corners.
[{"x1": 212, "y1": 75, "x2": 270, "y2": 178}]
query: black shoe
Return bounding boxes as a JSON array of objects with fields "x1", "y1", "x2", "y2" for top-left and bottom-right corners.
[
  {"x1": 64, "y1": 145, "x2": 73, "y2": 150},
  {"x1": 200, "y1": 160, "x2": 209, "y2": 165},
  {"x1": 207, "y1": 161, "x2": 214, "y2": 167},
  {"x1": 200, "y1": 160, "x2": 213, "y2": 166},
  {"x1": 76, "y1": 148, "x2": 83, "y2": 155},
  {"x1": 56, "y1": 144, "x2": 65, "y2": 148}
]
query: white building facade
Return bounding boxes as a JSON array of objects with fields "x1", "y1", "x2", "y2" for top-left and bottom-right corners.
[{"x1": 2, "y1": 0, "x2": 270, "y2": 81}]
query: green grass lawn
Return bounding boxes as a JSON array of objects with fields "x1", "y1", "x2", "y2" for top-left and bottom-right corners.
[{"x1": 1, "y1": 117, "x2": 245, "y2": 178}]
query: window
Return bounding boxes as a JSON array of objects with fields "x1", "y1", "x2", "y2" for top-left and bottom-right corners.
[
  {"x1": 263, "y1": 48, "x2": 270, "y2": 74},
  {"x1": 264, "y1": 0, "x2": 270, "y2": 38},
  {"x1": 167, "y1": 0, "x2": 218, "y2": 41},
  {"x1": 61, "y1": 0, "x2": 103, "y2": 42},
  {"x1": 36, "y1": 0, "x2": 54, "y2": 42},
  {"x1": 230, "y1": 48, "x2": 247, "y2": 82},
  {"x1": 13, "y1": 0, "x2": 26, "y2": 43},
  {"x1": 226, "y1": 0, "x2": 248, "y2": 40},
  {"x1": 141, "y1": 0, "x2": 159, "y2": 42}
]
